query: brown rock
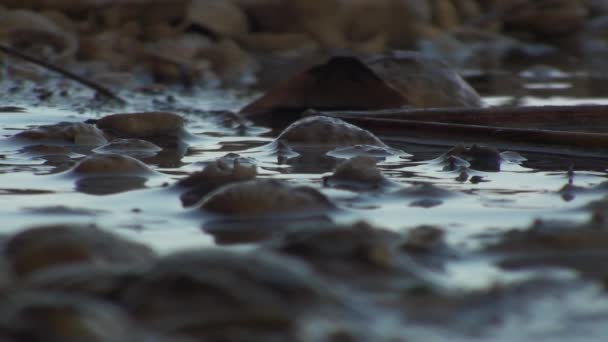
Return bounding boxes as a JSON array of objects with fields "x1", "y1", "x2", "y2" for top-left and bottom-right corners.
[
  {"x1": 503, "y1": 0, "x2": 588, "y2": 36},
  {"x1": 432, "y1": 0, "x2": 461, "y2": 29},
  {"x1": 96, "y1": 112, "x2": 184, "y2": 138},
  {"x1": 277, "y1": 115, "x2": 387, "y2": 148},
  {"x1": 236, "y1": 32, "x2": 320, "y2": 55},
  {"x1": 70, "y1": 153, "x2": 154, "y2": 175},
  {"x1": 199, "y1": 179, "x2": 333, "y2": 216},
  {"x1": 182, "y1": 0, "x2": 249, "y2": 38},
  {"x1": 366, "y1": 51, "x2": 482, "y2": 108},
  {"x1": 14, "y1": 122, "x2": 108, "y2": 146},
  {"x1": 2, "y1": 225, "x2": 154, "y2": 278},
  {"x1": 0, "y1": 9, "x2": 78, "y2": 61},
  {"x1": 239, "y1": 56, "x2": 406, "y2": 122},
  {"x1": 323, "y1": 156, "x2": 389, "y2": 190},
  {"x1": 178, "y1": 154, "x2": 257, "y2": 207},
  {"x1": 0, "y1": 292, "x2": 138, "y2": 341}
]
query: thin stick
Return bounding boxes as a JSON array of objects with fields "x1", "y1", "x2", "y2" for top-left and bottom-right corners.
[
  {"x1": 330, "y1": 105, "x2": 608, "y2": 128},
  {"x1": 327, "y1": 115, "x2": 608, "y2": 152},
  {"x1": 0, "y1": 43, "x2": 126, "y2": 105}
]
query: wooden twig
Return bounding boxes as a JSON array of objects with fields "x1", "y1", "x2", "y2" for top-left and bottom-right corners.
[
  {"x1": 324, "y1": 114, "x2": 608, "y2": 153},
  {"x1": 0, "y1": 43, "x2": 126, "y2": 105},
  {"x1": 329, "y1": 105, "x2": 608, "y2": 129}
]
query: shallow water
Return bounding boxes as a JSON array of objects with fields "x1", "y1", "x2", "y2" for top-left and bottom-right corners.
[{"x1": 3, "y1": 69, "x2": 608, "y2": 340}]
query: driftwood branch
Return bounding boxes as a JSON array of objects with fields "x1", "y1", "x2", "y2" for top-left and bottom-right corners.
[
  {"x1": 0, "y1": 43, "x2": 126, "y2": 105},
  {"x1": 329, "y1": 105, "x2": 608, "y2": 128},
  {"x1": 326, "y1": 105, "x2": 608, "y2": 154}
]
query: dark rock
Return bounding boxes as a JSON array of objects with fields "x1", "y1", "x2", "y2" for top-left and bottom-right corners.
[
  {"x1": 2, "y1": 225, "x2": 155, "y2": 278},
  {"x1": 239, "y1": 56, "x2": 406, "y2": 124}
]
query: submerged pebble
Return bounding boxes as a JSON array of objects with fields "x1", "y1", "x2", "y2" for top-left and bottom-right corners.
[
  {"x1": 69, "y1": 153, "x2": 155, "y2": 176},
  {"x1": 323, "y1": 156, "x2": 391, "y2": 190},
  {"x1": 120, "y1": 249, "x2": 332, "y2": 339},
  {"x1": 2, "y1": 225, "x2": 154, "y2": 278},
  {"x1": 0, "y1": 292, "x2": 138, "y2": 342},
  {"x1": 95, "y1": 112, "x2": 185, "y2": 139},
  {"x1": 277, "y1": 115, "x2": 387, "y2": 148},
  {"x1": 93, "y1": 138, "x2": 162, "y2": 156},
  {"x1": 199, "y1": 179, "x2": 334, "y2": 217},
  {"x1": 239, "y1": 56, "x2": 406, "y2": 121},
  {"x1": 366, "y1": 51, "x2": 482, "y2": 108},
  {"x1": 441, "y1": 144, "x2": 502, "y2": 172},
  {"x1": 267, "y1": 221, "x2": 399, "y2": 270},
  {"x1": 178, "y1": 153, "x2": 256, "y2": 207},
  {"x1": 14, "y1": 122, "x2": 107, "y2": 147}
]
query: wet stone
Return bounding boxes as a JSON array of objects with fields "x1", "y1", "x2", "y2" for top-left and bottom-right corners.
[
  {"x1": 239, "y1": 56, "x2": 406, "y2": 123},
  {"x1": 366, "y1": 51, "x2": 482, "y2": 108},
  {"x1": 267, "y1": 221, "x2": 399, "y2": 271},
  {"x1": 93, "y1": 138, "x2": 162, "y2": 157},
  {"x1": 120, "y1": 249, "x2": 334, "y2": 340},
  {"x1": 277, "y1": 115, "x2": 387, "y2": 149},
  {"x1": 442, "y1": 144, "x2": 502, "y2": 172},
  {"x1": 323, "y1": 156, "x2": 392, "y2": 191},
  {"x1": 199, "y1": 179, "x2": 334, "y2": 217},
  {"x1": 14, "y1": 122, "x2": 108, "y2": 147},
  {"x1": 69, "y1": 153, "x2": 155, "y2": 176},
  {"x1": 394, "y1": 183, "x2": 457, "y2": 200},
  {"x1": 18, "y1": 144, "x2": 71, "y2": 156},
  {"x1": 95, "y1": 112, "x2": 185, "y2": 139},
  {"x1": 178, "y1": 154, "x2": 257, "y2": 207},
  {"x1": 0, "y1": 291, "x2": 139, "y2": 342},
  {"x1": 2, "y1": 225, "x2": 155, "y2": 278},
  {"x1": 485, "y1": 218, "x2": 608, "y2": 281}
]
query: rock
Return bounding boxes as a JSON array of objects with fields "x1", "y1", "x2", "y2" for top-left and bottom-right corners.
[
  {"x1": 70, "y1": 153, "x2": 155, "y2": 175},
  {"x1": 400, "y1": 225, "x2": 446, "y2": 253},
  {"x1": 93, "y1": 138, "x2": 162, "y2": 157},
  {"x1": 236, "y1": 32, "x2": 320, "y2": 55},
  {"x1": 485, "y1": 219, "x2": 608, "y2": 281},
  {"x1": 394, "y1": 183, "x2": 456, "y2": 200},
  {"x1": 78, "y1": 30, "x2": 141, "y2": 71},
  {"x1": 198, "y1": 38, "x2": 259, "y2": 86},
  {"x1": 199, "y1": 179, "x2": 333, "y2": 216},
  {"x1": 239, "y1": 56, "x2": 406, "y2": 122},
  {"x1": 120, "y1": 249, "x2": 332, "y2": 339},
  {"x1": 178, "y1": 154, "x2": 257, "y2": 207},
  {"x1": 267, "y1": 221, "x2": 399, "y2": 270},
  {"x1": 2, "y1": 225, "x2": 154, "y2": 278},
  {"x1": 366, "y1": 51, "x2": 482, "y2": 108},
  {"x1": 432, "y1": 0, "x2": 461, "y2": 29},
  {"x1": 181, "y1": 0, "x2": 249, "y2": 38},
  {"x1": 277, "y1": 115, "x2": 387, "y2": 148},
  {"x1": 0, "y1": 9, "x2": 78, "y2": 61},
  {"x1": 95, "y1": 112, "x2": 185, "y2": 139},
  {"x1": 22, "y1": 263, "x2": 144, "y2": 301},
  {"x1": 14, "y1": 122, "x2": 108, "y2": 147},
  {"x1": 67, "y1": 154, "x2": 157, "y2": 194},
  {"x1": 503, "y1": 0, "x2": 588, "y2": 37},
  {"x1": 323, "y1": 156, "x2": 390, "y2": 190},
  {"x1": 442, "y1": 144, "x2": 501, "y2": 172},
  {"x1": 0, "y1": 292, "x2": 139, "y2": 341}
]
